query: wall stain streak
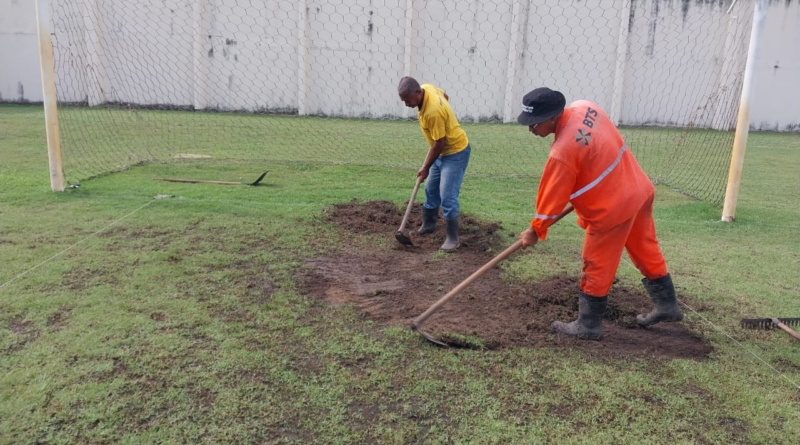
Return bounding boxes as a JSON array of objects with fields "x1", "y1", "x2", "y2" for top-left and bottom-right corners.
[
  {"x1": 682, "y1": 0, "x2": 690, "y2": 22},
  {"x1": 646, "y1": 0, "x2": 660, "y2": 56}
]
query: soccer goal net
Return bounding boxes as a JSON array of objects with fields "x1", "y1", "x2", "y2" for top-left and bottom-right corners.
[{"x1": 43, "y1": 0, "x2": 752, "y2": 205}]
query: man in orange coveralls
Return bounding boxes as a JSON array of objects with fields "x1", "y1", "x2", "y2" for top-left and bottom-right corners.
[{"x1": 517, "y1": 87, "x2": 683, "y2": 340}]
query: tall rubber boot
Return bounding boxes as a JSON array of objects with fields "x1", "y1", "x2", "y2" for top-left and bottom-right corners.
[
  {"x1": 637, "y1": 274, "x2": 683, "y2": 326},
  {"x1": 440, "y1": 218, "x2": 460, "y2": 252},
  {"x1": 417, "y1": 207, "x2": 438, "y2": 235},
  {"x1": 552, "y1": 293, "x2": 607, "y2": 340}
]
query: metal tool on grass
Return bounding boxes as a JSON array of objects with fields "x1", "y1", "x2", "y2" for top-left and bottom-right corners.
[
  {"x1": 741, "y1": 317, "x2": 800, "y2": 341},
  {"x1": 411, "y1": 205, "x2": 574, "y2": 347},
  {"x1": 395, "y1": 177, "x2": 424, "y2": 246},
  {"x1": 155, "y1": 171, "x2": 268, "y2": 186}
]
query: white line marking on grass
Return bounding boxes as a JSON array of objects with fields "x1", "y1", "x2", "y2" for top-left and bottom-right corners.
[{"x1": 0, "y1": 199, "x2": 157, "y2": 291}]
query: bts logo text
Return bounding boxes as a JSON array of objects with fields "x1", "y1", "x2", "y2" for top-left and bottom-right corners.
[{"x1": 582, "y1": 107, "x2": 598, "y2": 128}]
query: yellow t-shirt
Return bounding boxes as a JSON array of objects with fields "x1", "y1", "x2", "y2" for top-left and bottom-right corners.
[{"x1": 418, "y1": 84, "x2": 469, "y2": 156}]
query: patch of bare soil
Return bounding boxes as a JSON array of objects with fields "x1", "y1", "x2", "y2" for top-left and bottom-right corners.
[
  {"x1": 7, "y1": 317, "x2": 40, "y2": 353},
  {"x1": 46, "y1": 305, "x2": 73, "y2": 332},
  {"x1": 300, "y1": 200, "x2": 713, "y2": 360}
]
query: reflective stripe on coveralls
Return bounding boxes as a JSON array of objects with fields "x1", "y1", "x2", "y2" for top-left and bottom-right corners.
[
  {"x1": 534, "y1": 144, "x2": 628, "y2": 221},
  {"x1": 570, "y1": 145, "x2": 627, "y2": 200}
]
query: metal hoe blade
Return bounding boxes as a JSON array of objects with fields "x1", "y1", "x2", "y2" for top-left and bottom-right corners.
[
  {"x1": 411, "y1": 324, "x2": 449, "y2": 347},
  {"x1": 248, "y1": 171, "x2": 269, "y2": 186},
  {"x1": 410, "y1": 323, "x2": 485, "y2": 349},
  {"x1": 394, "y1": 230, "x2": 413, "y2": 246}
]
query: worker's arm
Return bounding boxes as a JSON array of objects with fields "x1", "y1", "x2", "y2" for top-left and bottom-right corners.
[
  {"x1": 417, "y1": 138, "x2": 446, "y2": 180},
  {"x1": 530, "y1": 157, "x2": 576, "y2": 241}
]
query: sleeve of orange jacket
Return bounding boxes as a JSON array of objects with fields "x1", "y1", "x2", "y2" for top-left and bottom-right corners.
[{"x1": 530, "y1": 157, "x2": 576, "y2": 240}]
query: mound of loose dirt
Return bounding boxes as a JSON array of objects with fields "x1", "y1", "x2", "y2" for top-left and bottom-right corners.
[
  {"x1": 327, "y1": 200, "x2": 502, "y2": 253},
  {"x1": 300, "y1": 200, "x2": 712, "y2": 360}
]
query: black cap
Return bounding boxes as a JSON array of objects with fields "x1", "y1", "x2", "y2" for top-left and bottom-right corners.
[{"x1": 517, "y1": 87, "x2": 566, "y2": 125}]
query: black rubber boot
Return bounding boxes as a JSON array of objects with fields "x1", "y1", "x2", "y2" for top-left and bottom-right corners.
[
  {"x1": 440, "y1": 218, "x2": 460, "y2": 252},
  {"x1": 637, "y1": 274, "x2": 683, "y2": 326},
  {"x1": 417, "y1": 207, "x2": 438, "y2": 235},
  {"x1": 552, "y1": 293, "x2": 607, "y2": 340}
]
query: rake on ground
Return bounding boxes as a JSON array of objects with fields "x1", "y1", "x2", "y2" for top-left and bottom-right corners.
[
  {"x1": 155, "y1": 171, "x2": 268, "y2": 186},
  {"x1": 741, "y1": 318, "x2": 800, "y2": 341}
]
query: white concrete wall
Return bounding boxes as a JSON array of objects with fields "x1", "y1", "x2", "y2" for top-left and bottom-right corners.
[
  {"x1": 201, "y1": 0, "x2": 299, "y2": 111},
  {"x1": 748, "y1": 0, "x2": 800, "y2": 131},
  {"x1": 412, "y1": 0, "x2": 514, "y2": 121},
  {"x1": 0, "y1": 0, "x2": 40, "y2": 103},
  {"x1": 1, "y1": 0, "x2": 798, "y2": 131},
  {"x1": 304, "y1": 0, "x2": 407, "y2": 117}
]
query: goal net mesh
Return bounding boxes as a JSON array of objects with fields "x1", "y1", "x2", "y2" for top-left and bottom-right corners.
[{"x1": 48, "y1": 0, "x2": 751, "y2": 205}]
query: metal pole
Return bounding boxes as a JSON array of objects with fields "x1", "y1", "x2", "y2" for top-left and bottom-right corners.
[{"x1": 721, "y1": 0, "x2": 767, "y2": 222}]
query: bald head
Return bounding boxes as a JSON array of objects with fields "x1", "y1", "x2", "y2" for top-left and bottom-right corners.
[
  {"x1": 398, "y1": 76, "x2": 423, "y2": 109},
  {"x1": 398, "y1": 76, "x2": 421, "y2": 95}
]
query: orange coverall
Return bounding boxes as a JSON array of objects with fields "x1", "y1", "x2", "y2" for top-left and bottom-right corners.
[{"x1": 531, "y1": 100, "x2": 668, "y2": 297}]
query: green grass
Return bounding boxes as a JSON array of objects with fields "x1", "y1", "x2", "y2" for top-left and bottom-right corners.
[{"x1": 1, "y1": 104, "x2": 799, "y2": 444}]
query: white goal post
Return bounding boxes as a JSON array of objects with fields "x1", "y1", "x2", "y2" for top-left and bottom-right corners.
[{"x1": 721, "y1": 0, "x2": 767, "y2": 222}]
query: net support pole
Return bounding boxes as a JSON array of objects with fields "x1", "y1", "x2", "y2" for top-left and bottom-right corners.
[
  {"x1": 502, "y1": 0, "x2": 528, "y2": 123},
  {"x1": 609, "y1": 0, "x2": 631, "y2": 125},
  {"x1": 401, "y1": 0, "x2": 415, "y2": 118},
  {"x1": 35, "y1": 0, "x2": 65, "y2": 192},
  {"x1": 297, "y1": 0, "x2": 309, "y2": 116},
  {"x1": 721, "y1": 0, "x2": 767, "y2": 222},
  {"x1": 192, "y1": 0, "x2": 211, "y2": 111}
]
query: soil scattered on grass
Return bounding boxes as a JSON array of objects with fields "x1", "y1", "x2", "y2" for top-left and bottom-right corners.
[{"x1": 300, "y1": 200, "x2": 713, "y2": 360}]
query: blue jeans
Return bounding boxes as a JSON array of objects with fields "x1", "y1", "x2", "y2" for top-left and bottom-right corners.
[{"x1": 423, "y1": 145, "x2": 471, "y2": 220}]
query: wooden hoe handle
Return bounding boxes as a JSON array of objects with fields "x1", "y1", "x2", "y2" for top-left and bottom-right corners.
[
  {"x1": 412, "y1": 239, "x2": 522, "y2": 329},
  {"x1": 157, "y1": 177, "x2": 240, "y2": 185},
  {"x1": 398, "y1": 177, "x2": 423, "y2": 233},
  {"x1": 411, "y1": 205, "x2": 575, "y2": 330}
]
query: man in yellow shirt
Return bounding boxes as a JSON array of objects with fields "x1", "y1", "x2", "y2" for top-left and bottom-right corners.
[{"x1": 398, "y1": 76, "x2": 472, "y2": 251}]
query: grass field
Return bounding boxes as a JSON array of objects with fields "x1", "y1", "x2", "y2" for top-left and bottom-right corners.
[{"x1": 1, "y1": 104, "x2": 799, "y2": 444}]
